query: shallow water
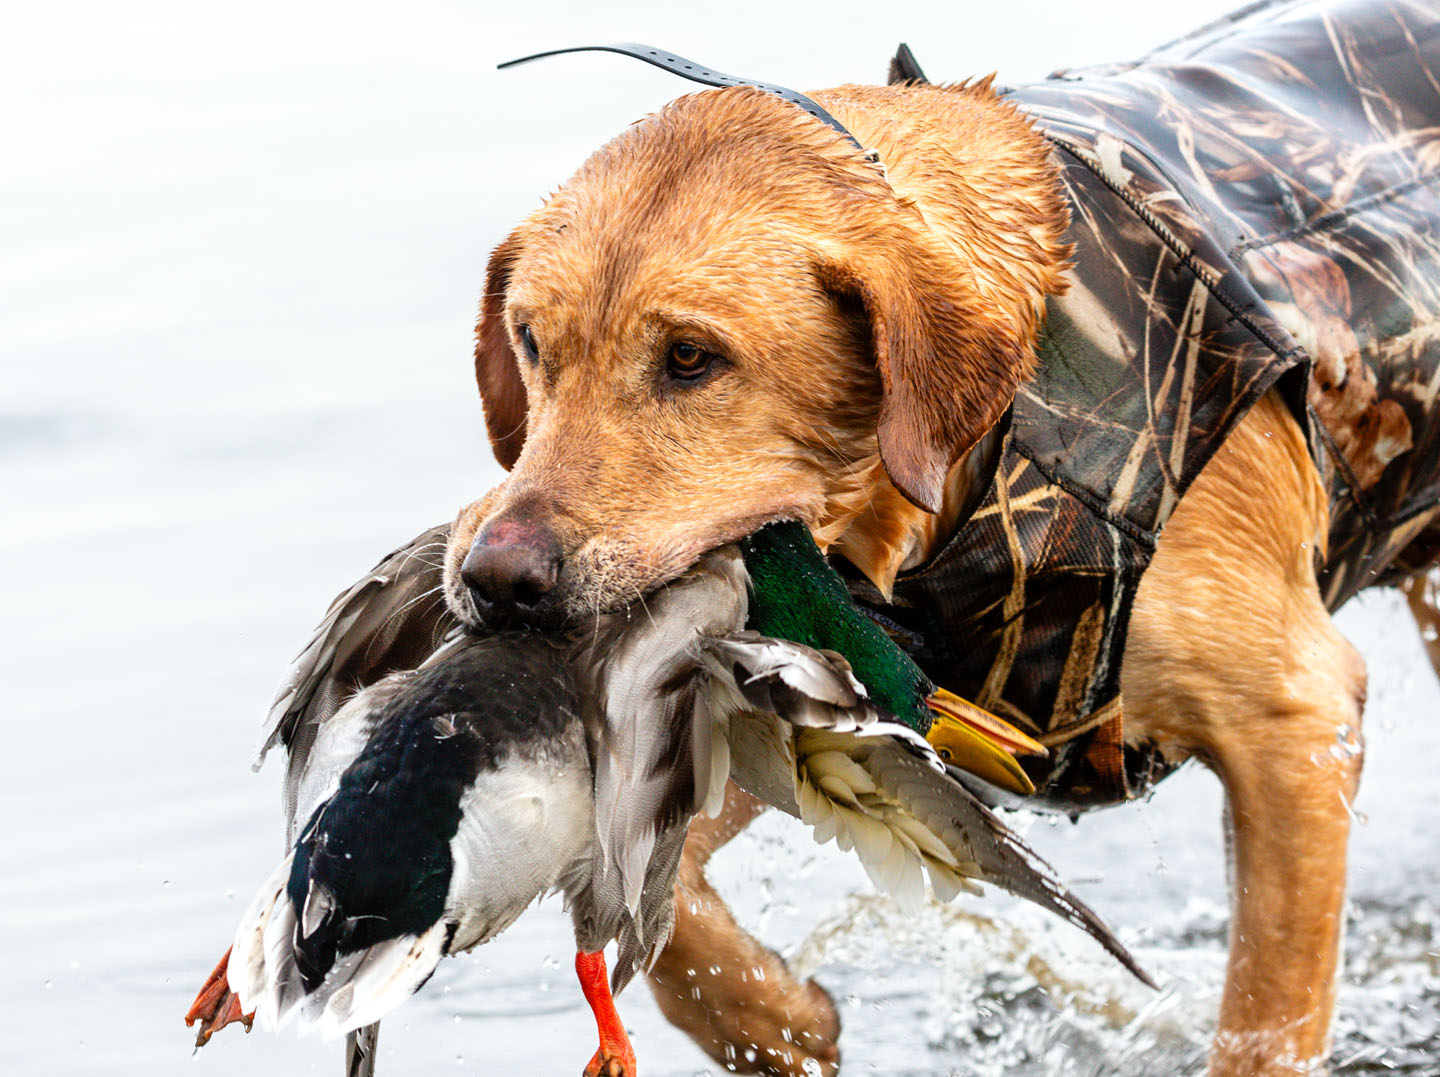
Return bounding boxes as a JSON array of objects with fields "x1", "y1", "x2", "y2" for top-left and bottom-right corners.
[{"x1": 4, "y1": 2, "x2": 1438, "y2": 1074}]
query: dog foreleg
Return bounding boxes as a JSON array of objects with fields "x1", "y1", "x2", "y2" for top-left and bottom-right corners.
[
  {"x1": 647, "y1": 781, "x2": 841, "y2": 1077},
  {"x1": 1126, "y1": 392, "x2": 1366, "y2": 1076},
  {"x1": 1207, "y1": 654, "x2": 1365, "y2": 1077}
]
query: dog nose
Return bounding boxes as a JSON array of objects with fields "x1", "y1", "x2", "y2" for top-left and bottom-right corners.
[{"x1": 460, "y1": 519, "x2": 563, "y2": 613}]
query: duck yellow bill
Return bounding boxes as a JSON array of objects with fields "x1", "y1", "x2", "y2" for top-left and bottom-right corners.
[{"x1": 924, "y1": 688, "x2": 1047, "y2": 796}]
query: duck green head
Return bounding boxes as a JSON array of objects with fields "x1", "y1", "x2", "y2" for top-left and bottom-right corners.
[{"x1": 739, "y1": 521, "x2": 1044, "y2": 795}]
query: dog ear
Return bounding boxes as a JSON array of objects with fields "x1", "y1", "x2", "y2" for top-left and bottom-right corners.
[
  {"x1": 474, "y1": 232, "x2": 528, "y2": 470},
  {"x1": 815, "y1": 237, "x2": 1035, "y2": 513}
]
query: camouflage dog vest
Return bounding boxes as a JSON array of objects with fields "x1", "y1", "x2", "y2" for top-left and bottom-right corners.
[{"x1": 852, "y1": 0, "x2": 1440, "y2": 809}]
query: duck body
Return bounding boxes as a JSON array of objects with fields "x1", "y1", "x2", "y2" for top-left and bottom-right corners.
[
  {"x1": 226, "y1": 555, "x2": 754, "y2": 1071},
  {"x1": 231, "y1": 551, "x2": 751, "y2": 1057}
]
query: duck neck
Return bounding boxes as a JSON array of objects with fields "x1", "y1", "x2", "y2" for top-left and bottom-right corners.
[{"x1": 741, "y1": 521, "x2": 932, "y2": 732}]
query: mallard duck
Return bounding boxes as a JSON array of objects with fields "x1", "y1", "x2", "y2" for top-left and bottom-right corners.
[{"x1": 189, "y1": 524, "x2": 1147, "y2": 1074}]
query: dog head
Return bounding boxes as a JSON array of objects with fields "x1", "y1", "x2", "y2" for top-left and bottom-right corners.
[{"x1": 447, "y1": 83, "x2": 1068, "y2": 628}]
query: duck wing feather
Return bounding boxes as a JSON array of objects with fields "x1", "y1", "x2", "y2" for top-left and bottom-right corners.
[
  {"x1": 255, "y1": 523, "x2": 457, "y2": 838},
  {"x1": 699, "y1": 632, "x2": 1153, "y2": 987}
]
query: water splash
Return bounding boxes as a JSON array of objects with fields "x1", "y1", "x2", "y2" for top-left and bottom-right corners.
[{"x1": 775, "y1": 889, "x2": 1438, "y2": 1075}]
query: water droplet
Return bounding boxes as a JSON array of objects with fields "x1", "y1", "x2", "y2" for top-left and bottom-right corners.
[
  {"x1": 1340, "y1": 792, "x2": 1368, "y2": 826},
  {"x1": 162, "y1": 880, "x2": 171, "y2": 889},
  {"x1": 43, "y1": 979, "x2": 51, "y2": 989}
]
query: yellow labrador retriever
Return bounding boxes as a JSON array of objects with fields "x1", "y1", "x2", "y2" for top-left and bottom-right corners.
[{"x1": 448, "y1": 4, "x2": 1440, "y2": 1074}]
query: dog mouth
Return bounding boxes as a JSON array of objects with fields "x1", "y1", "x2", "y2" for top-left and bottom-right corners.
[{"x1": 445, "y1": 506, "x2": 812, "y2": 633}]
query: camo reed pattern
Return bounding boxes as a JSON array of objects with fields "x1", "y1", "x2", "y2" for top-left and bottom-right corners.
[{"x1": 863, "y1": 0, "x2": 1440, "y2": 805}]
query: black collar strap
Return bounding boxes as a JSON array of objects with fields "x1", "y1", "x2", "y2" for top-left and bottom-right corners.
[{"x1": 499, "y1": 43, "x2": 876, "y2": 161}]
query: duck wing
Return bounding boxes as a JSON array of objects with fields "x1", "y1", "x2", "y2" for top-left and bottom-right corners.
[
  {"x1": 700, "y1": 633, "x2": 1154, "y2": 988},
  {"x1": 231, "y1": 635, "x2": 593, "y2": 1039},
  {"x1": 255, "y1": 523, "x2": 458, "y2": 838}
]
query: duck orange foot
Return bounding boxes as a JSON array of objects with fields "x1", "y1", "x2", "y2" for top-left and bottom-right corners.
[
  {"x1": 584, "y1": 1047, "x2": 636, "y2": 1077},
  {"x1": 577, "y1": 950, "x2": 637, "y2": 1077},
  {"x1": 184, "y1": 946, "x2": 255, "y2": 1047}
]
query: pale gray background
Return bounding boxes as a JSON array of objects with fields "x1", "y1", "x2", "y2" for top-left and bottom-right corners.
[{"x1": 3, "y1": 1, "x2": 1436, "y2": 1074}]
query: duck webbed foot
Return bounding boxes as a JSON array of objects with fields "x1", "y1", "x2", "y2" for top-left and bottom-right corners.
[
  {"x1": 576, "y1": 950, "x2": 637, "y2": 1077},
  {"x1": 184, "y1": 946, "x2": 255, "y2": 1047}
]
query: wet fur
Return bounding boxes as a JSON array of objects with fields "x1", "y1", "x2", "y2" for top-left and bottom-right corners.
[{"x1": 446, "y1": 78, "x2": 1438, "y2": 1077}]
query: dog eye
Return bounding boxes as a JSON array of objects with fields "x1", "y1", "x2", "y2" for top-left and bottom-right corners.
[
  {"x1": 667, "y1": 341, "x2": 714, "y2": 380},
  {"x1": 518, "y1": 324, "x2": 540, "y2": 363}
]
